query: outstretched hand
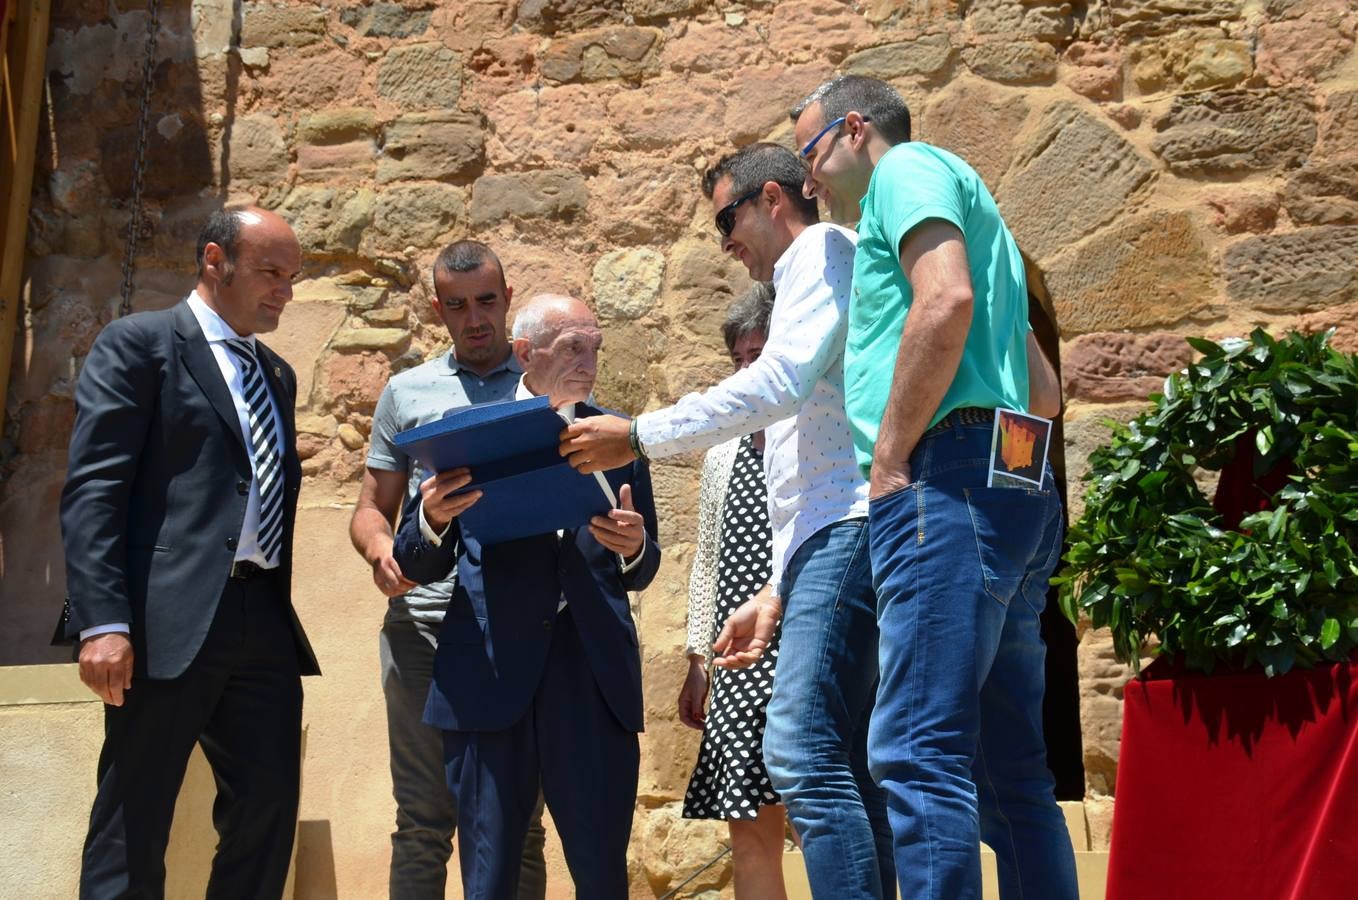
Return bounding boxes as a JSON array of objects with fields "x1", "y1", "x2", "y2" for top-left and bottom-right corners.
[
  {"x1": 560, "y1": 414, "x2": 635, "y2": 474},
  {"x1": 713, "y1": 585, "x2": 782, "y2": 669},
  {"x1": 589, "y1": 483, "x2": 645, "y2": 559}
]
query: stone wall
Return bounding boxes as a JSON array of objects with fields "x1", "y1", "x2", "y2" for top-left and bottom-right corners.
[{"x1": 5, "y1": 0, "x2": 1358, "y2": 892}]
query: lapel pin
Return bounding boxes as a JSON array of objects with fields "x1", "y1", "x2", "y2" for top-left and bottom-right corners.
[{"x1": 274, "y1": 366, "x2": 282, "y2": 378}]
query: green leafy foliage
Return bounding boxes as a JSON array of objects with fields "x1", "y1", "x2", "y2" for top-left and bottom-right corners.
[{"x1": 1056, "y1": 330, "x2": 1358, "y2": 676}]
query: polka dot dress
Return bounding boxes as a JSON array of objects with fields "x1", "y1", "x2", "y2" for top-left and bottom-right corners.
[{"x1": 682, "y1": 435, "x2": 781, "y2": 821}]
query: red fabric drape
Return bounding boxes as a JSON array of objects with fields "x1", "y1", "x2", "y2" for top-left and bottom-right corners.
[{"x1": 1107, "y1": 655, "x2": 1358, "y2": 899}]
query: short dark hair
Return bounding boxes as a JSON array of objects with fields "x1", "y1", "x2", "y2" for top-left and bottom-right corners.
[
  {"x1": 792, "y1": 75, "x2": 912, "y2": 146},
  {"x1": 195, "y1": 208, "x2": 246, "y2": 277},
  {"x1": 702, "y1": 143, "x2": 819, "y2": 225},
  {"x1": 722, "y1": 282, "x2": 775, "y2": 353},
  {"x1": 433, "y1": 240, "x2": 506, "y2": 289}
]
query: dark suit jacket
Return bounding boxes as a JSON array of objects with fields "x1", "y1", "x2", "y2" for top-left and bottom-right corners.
[
  {"x1": 58, "y1": 300, "x2": 319, "y2": 680},
  {"x1": 393, "y1": 408, "x2": 659, "y2": 734}
]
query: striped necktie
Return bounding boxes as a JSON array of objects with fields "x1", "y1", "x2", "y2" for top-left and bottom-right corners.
[{"x1": 224, "y1": 338, "x2": 285, "y2": 565}]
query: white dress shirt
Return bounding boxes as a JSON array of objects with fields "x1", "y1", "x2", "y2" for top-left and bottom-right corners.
[
  {"x1": 635, "y1": 223, "x2": 870, "y2": 595},
  {"x1": 80, "y1": 292, "x2": 288, "y2": 641},
  {"x1": 418, "y1": 377, "x2": 647, "y2": 590}
]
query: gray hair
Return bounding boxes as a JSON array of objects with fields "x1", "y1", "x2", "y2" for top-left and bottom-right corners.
[
  {"x1": 511, "y1": 293, "x2": 577, "y2": 344},
  {"x1": 722, "y1": 282, "x2": 775, "y2": 353},
  {"x1": 791, "y1": 75, "x2": 912, "y2": 146}
]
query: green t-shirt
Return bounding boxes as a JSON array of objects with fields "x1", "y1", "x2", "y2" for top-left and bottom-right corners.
[{"x1": 846, "y1": 141, "x2": 1030, "y2": 479}]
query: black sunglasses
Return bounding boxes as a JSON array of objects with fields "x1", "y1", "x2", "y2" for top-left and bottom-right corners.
[{"x1": 715, "y1": 188, "x2": 762, "y2": 238}]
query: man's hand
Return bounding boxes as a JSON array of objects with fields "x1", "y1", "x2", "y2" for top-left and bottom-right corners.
[
  {"x1": 371, "y1": 554, "x2": 418, "y2": 597},
  {"x1": 589, "y1": 484, "x2": 645, "y2": 559},
  {"x1": 79, "y1": 632, "x2": 134, "y2": 706},
  {"x1": 560, "y1": 415, "x2": 634, "y2": 474},
  {"x1": 420, "y1": 468, "x2": 482, "y2": 533},
  {"x1": 713, "y1": 586, "x2": 781, "y2": 669},
  {"x1": 869, "y1": 460, "x2": 913, "y2": 501},
  {"x1": 678, "y1": 655, "x2": 709, "y2": 730}
]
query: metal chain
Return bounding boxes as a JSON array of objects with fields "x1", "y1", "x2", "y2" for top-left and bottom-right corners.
[{"x1": 117, "y1": 0, "x2": 162, "y2": 318}]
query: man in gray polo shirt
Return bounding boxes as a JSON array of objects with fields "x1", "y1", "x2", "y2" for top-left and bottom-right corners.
[{"x1": 350, "y1": 241, "x2": 546, "y2": 900}]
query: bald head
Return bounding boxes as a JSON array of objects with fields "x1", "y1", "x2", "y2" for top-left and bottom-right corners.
[
  {"x1": 511, "y1": 294, "x2": 602, "y2": 407},
  {"x1": 196, "y1": 206, "x2": 301, "y2": 336}
]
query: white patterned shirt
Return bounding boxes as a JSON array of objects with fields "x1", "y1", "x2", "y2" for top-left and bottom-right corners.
[{"x1": 637, "y1": 222, "x2": 869, "y2": 595}]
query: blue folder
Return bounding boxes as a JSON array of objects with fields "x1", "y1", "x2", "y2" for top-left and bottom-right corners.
[{"x1": 393, "y1": 396, "x2": 617, "y2": 545}]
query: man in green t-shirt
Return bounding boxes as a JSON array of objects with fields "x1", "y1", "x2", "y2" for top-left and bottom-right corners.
[{"x1": 790, "y1": 75, "x2": 1078, "y2": 900}]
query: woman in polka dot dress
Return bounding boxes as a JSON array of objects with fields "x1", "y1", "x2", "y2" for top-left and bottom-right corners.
[{"x1": 679, "y1": 283, "x2": 790, "y2": 898}]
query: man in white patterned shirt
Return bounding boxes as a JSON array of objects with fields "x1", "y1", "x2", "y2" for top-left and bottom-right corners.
[{"x1": 561, "y1": 143, "x2": 895, "y2": 898}]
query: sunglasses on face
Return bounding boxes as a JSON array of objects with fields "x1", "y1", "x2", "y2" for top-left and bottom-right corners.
[
  {"x1": 715, "y1": 187, "x2": 762, "y2": 238},
  {"x1": 799, "y1": 115, "x2": 871, "y2": 171}
]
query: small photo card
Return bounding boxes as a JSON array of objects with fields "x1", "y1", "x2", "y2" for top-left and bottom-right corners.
[{"x1": 987, "y1": 408, "x2": 1053, "y2": 490}]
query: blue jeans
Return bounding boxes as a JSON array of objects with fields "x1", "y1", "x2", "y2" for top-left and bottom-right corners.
[
  {"x1": 867, "y1": 419, "x2": 1078, "y2": 900},
  {"x1": 764, "y1": 519, "x2": 895, "y2": 898}
]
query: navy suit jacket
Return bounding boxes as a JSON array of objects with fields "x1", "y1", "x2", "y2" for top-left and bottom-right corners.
[
  {"x1": 57, "y1": 301, "x2": 319, "y2": 679},
  {"x1": 393, "y1": 405, "x2": 660, "y2": 734}
]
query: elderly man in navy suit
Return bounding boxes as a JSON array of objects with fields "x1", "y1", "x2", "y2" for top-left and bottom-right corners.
[{"x1": 393, "y1": 294, "x2": 660, "y2": 900}]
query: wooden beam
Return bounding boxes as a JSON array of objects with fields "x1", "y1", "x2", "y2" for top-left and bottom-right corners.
[{"x1": 0, "y1": 0, "x2": 51, "y2": 439}]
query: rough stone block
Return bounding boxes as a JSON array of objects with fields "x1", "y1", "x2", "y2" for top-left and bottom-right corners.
[
  {"x1": 540, "y1": 26, "x2": 662, "y2": 83},
  {"x1": 1129, "y1": 30, "x2": 1251, "y2": 93},
  {"x1": 769, "y1": 0, "x2": 874, "y2": 64},
  {"x1": 1257, "y1": 1, "x2": 1356, "y2": 86},
  {"x1": 919, "y1": 79, "x2": 1030, "y2": 190},
  {"x1": 226, "y1": 114, "x2": 289, "y2": 187},
  {"x1": 278, "y1": 186, "x2": 376, "y2": 257},
  {"x1": 369, "y1": 183, "x2": 466, "y2": 251},
  {"x1": 1203, "y1": 189, "x2": 1280, "y2": 235},
  {"x1": 842, "y1": 34, "x2": 955, "y2": 81},
  {"x1": 965, "y1": 0, "x2": 1072, "y2": 41},
  {"x1": 240, "y1": 2, "x2": 326, "y2": 49},
  {"x1": 298, "y1": 108, "x2": 378, "y2": 145},
  {"x1": 1223, "y1": 225, "x2": 1358, "y2": 313},
  {"x1": 593, "y1": 248, "x2": 665, "y2": 321},
  {"x1": 1062, "y1": 332, "x2": 1194, "y2": 404},
  {"x1": 593, "y1": 321, "x2": 651, "y2": 413},
  {"x1": 623, "y1": 0, "x2": 706, "y2": 21},
  {"x1": 635, "y1": 802, "x2": 730, "y2": 895},
  {"x1": 515, "y1": 0, "x2": 625, "y2": 35},
  {"x1": 470, "y1": 170, "x2": 588, "y2": 226},
  {"x1": 256, "y1": 47, "x2": 366, "y2": 110},
  {"x1": 961, "y1": 41, "x2": 1057, "y2": 85},
  {"x1": 1316, "y1": 90, "x2": 1358, "y2": 162},
  {"x1": 587, "y1": 161, "x2": 698, "y2": 244},
  {"x1": 323, "y1": 351, "x2": 392, "y2": 417},
  {"x1": 1044, "y1": 211, "x2": 1214, "y2": 335},
  {"x1": 377, "y1": 43, "x2": 462, "y2": 109},
  {"x1": 1150, "y1": 89, "x2": 1317, "y2": 176},
  {"x1": 377, "y1": 112, "x2": 485, "y2": 184},
  {"x1": 1063, "y1": 403, "x2": 1147, "y2": 522},
  {"x1": 99, "y1": 118, "x2": 214, "y2": 200},
  {"x1": 488, "y1": 85, "x2": 611, "y2": 167},
  {"x1": 660, "y1": 19, "x2": 761, "y2": 74},
  {"x1": 1107, "y1": 0, "x2": 1245, "y2": 39},
  {"x1": 296, "y1": 412, "x2": 339, "y2": 437},
  {"x1": 268, "y1": 299, "x2": 347, "y2": 404},
  {"x1": 998, "y1": 102, "x2": 1155, "y2": 264},
  {"x1": 722, "y1": 62, "x2": 834, "y2": 145},
  {"x1": 331, "y1": 327, "x2": 411, "y2": 355},
  {"x1": 1060, "y1": 42, "x2": 1123, "y2": 102},
  {"x1": 607, "y1": 88, "x2": 724, "y2": 151},
  {"x1": 1296, "y1": 301, "x2": 1358, "y2": 354},
  {"x1": 1282, "y1": 161, "x2": 1358, "y2": 226},
  {"x1": 339, "y1": 2, "x2": 432, "y2": 38},
  {"x1": 296, "y1": 141, "x2": 377, "y2": 181}
]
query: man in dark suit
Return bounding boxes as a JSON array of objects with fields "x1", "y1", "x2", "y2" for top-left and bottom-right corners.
[
  {"x1": 59, "y1": 207, "x2": 320, "y2": 899},
  {"x1": 392, "y1": 294, "x2": 660, "y2": 900}
]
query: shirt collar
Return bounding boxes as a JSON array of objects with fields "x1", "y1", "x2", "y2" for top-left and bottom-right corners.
[
  {"x1": 444, "y1": 347, "x2": 521, "y2": 378},
  {"x1": 187, "y1": 290, "x2": 253, "y2": 346},
  {"x1": 772, "y1": 222, "x2": 858, "y2": 290},
  {"x1": 515, "y1": 376, "x2": 593, "y2": 418}
]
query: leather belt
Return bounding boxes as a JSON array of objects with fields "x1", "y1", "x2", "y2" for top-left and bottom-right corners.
[
  {"x1": 229, "y1": 560, "x2": 276, "y2": 581},
  {"x1": 922, "y1": 406, "x2": 994, "y2": 438}
]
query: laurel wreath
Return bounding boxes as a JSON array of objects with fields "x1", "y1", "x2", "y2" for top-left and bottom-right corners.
[{"x1": 1056, "y1": 329, "x2": 1358, "y2": 675}]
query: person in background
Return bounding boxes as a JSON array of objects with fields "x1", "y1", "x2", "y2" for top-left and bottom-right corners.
[{"x1": 679, "y1": 282, "x2": 790, "y2": 899}]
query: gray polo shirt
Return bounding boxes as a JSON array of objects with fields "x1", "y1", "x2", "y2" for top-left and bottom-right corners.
[{"x1": 367, "y1": 347, "x2": 523, "y2": 624}]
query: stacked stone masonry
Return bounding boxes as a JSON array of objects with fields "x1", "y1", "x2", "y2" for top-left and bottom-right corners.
[{"x1": 7, "y1": 0, "x2": 1358, "y2": 894}]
